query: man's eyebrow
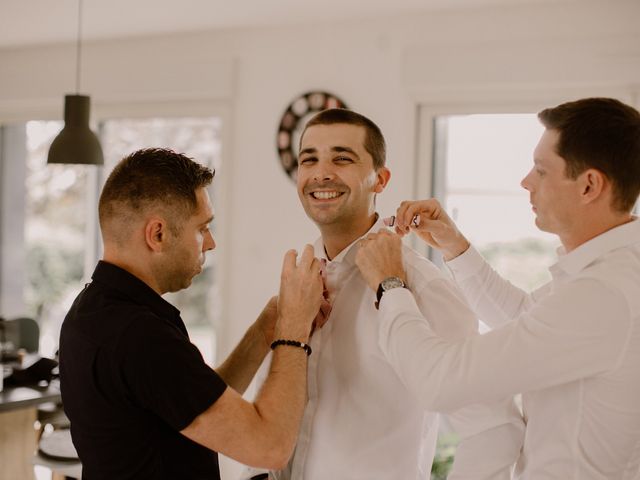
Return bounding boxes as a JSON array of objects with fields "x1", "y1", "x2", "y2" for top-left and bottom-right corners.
[
  {"x1": 201, "y1": 215, "x2": 214, "y2": 225},
  {"x1": 299, "y1": 147, "x2": 317, "y2": 156},
  {"x1": 331, "y1": 146, "x2": 359, "y2": 158}
]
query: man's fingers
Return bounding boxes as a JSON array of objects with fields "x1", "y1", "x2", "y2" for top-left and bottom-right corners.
[
  {"x1": 395, "y1": 201, "x2": 413, "y2": 230},
  {"x1": 412, "y1": 218, "x2": 439, "y2": 240},
  {"x1": 414, "y1": 217, "x2": 445, "y2": 233},
  {"x1": 310, "y1": 257, "x2": 321, "y2": 273},
  {"x1": 397, "y1": 200, "x2": 425, "y2": 226},
  {"x1": 355, "y1": 227, "x2": 406, "y2": 292},
  {"x1": 394, "y1": 225, "x2": 407, "y2": 236},
  {"x1": 297, "y1": 244, "x2": 315, "y2": 270},
  {"x1": 403, "y1": 200, "x2": 438, "y2": 228},
  {"x1": 320, "y1": 299, "x2": 332, "y2": 315},
  {"x1": 308, "y1": 258, "x2": 324, "y2": 294},
  {"x1": 314, "y1": 299, "x2": 332, "y2": 330},
  {"x1": 281, "y1": 249, "x2": 298, "y2": 276},
  {"x1": 395, "y1": 199, "x2": 442, "y2": 231},
  {"x1": 371, "y1": 229, "x2": 399, "y2": 244}
]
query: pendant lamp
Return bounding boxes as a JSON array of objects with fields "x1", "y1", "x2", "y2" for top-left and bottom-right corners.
[{"x1": 48, "y1": 0, "x2": 103, "y2": 165}]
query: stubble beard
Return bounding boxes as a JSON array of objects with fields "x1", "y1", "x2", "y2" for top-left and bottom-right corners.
[
  {"x1": 303, "y1": 196, "x2": 351, "y2": 229},
  {"x1": 160, "y1": 248, "x2": 201, "y2": 294}
]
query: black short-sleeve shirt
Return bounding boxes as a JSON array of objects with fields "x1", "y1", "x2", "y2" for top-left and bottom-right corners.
[{"x1": 59, "y1": 261, "x2": 227, "y2": 480}]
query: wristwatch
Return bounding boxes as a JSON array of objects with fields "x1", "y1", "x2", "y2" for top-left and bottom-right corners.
[{"x1": 375, "y1": 276, "x2": 406, "y2": 310}]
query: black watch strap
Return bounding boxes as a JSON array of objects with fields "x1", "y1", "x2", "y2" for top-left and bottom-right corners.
[
  {"x1": 375, "y1": 282, "x2": 385, "y2": 308},
  {"x1": 375, "y1": 276, "x2": 406, "y2": 310}
]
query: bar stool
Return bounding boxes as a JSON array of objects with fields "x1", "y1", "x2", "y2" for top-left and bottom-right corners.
[{"x1": 32, "y1": 428, "x2": 82, "y2": 480}]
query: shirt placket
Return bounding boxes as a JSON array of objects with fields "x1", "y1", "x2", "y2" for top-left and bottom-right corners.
[{"x1": 291, "y1": 260, "x2": 345, "y2": 479}]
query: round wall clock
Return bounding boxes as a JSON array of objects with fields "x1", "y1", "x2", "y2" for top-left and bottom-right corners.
[{"x1": 276, "y1": 91, "x2": 348, "y2": 181}]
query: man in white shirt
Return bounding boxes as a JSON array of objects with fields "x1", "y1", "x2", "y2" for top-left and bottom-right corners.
[
  {"x1": 246, "y1": 109, "x2": 525, "y2": 480},
  {"x1": 355, "y1": 97, "x2": 640, "y2": 479}
]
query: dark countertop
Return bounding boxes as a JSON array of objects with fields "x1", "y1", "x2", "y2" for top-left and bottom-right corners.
[{"x1": 0, "y1": 382, "x2": 61, "y2": 413}]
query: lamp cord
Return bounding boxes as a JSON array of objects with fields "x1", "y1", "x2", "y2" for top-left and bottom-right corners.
[{"x1": 75, "y1": 0, "x2": 83, "y2": 94}]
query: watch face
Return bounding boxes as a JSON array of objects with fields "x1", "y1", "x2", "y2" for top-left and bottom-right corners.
[
  {"x1": 381, "y1": 277, "x2": 405, "y2": 291},
  {"x1": 276, "y1": 91, "x2": 348, "y2": 182}
]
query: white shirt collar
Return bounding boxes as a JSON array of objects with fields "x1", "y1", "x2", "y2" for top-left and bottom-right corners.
[
  {"x1": 553, "y1": 216, "x2": 640, "y2": 276},
  {"x1": 312, "y1": 214, "x2": 387, "y2": 266}
]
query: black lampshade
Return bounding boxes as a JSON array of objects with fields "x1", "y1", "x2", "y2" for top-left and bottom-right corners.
[{"x1": 48, "y1": 94, "x2": 104, "y2": 165}]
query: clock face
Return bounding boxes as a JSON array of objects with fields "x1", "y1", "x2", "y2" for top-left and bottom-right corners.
[{"x1": 277, "y1": 91, "x2": 348, "y2": 182}]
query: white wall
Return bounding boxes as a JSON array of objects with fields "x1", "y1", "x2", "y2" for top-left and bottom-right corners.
[{"x1": 1, "y1": 0, "x2": 639, "y2": 476}]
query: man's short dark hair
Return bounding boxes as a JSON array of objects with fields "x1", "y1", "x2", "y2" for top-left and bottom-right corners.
[
  {"x1": 99, "y1": 148, "x2": 214, "y2": 238},
  {"x1": 301, "y1": 109, "x2": 387, "y2": 169},
  {"x1": 538, "y1": 98, "x2": 640, "y2": 212}
]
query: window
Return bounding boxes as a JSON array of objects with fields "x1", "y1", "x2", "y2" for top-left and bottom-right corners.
[
  {"x1": 432, "y1": 113, "x2": 558, "y2": 293},
  {"x1": 4, "y1": 116, "x2": 223, "y2": 362},
  {"x1": 24, "y1": 121, "x2": 89, "y2": 357},
  {"x1": 100, "y1": 117, "x2": 223, "y2": 362}
]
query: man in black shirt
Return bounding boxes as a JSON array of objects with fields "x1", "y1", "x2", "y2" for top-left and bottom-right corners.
[{"x1": 60, "y1": 148, "x2": 325, "y2": 479}]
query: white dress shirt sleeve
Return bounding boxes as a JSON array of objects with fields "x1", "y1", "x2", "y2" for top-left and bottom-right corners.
[
  {"x1": 404, "y1": 265, "x2": 524, "y2": 480},
  {"x1": 377, "y1": 277, "x2": 631, "y2": 412},
  {"x1": 445, "y1": 246, "x2": 535, "y2": 329},
  {"x1": 446, "y1": 411, "x2": 523, "y2": 480}
]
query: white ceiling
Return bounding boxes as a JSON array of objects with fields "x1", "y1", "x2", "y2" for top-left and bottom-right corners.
[{"x1": 0, "y1": 0, "x2": 562, "y2": 49}]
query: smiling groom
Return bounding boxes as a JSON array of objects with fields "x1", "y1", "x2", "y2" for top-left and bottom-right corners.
[{"x1": 244, "y1": 109, "x2": 526, "y2": 480}]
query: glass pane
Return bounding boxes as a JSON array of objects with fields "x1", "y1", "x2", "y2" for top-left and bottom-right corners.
[
  {"x1": 445, "y1": 115, "x2": 543, "y2": 192},
  {"x1": 25, "y1": 121, "x2": 89, "y2": 357},
  {"x1": 100, "y1": 117, "x2": 223, "y2": 363},
  {"x1": 101, "y1": 118, "x2": 222, "y2": 173},
  {"x1": 437, "y1": 114, "x2": 559, "y2": 293}
]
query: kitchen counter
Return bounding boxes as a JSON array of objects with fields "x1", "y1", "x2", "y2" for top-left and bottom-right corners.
[{"x1": 0, "y1": 382, "x2": 61, "y2": 413}]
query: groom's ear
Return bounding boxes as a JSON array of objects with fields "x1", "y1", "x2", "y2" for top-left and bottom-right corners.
[{"x1": 374, "y1": 167, "x2": 391, "y2": 193}]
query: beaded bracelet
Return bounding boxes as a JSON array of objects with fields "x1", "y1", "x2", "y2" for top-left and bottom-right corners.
[{"x1": 270, "y1": 339, "x2": 312, "y2": 356}]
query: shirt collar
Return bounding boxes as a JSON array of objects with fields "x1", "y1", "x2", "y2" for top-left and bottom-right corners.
[
  {"x1": 91, "y1": 261, "x2": 181, "y2": 320},
  {"x1": 553, "y1": 217, "x2": 640, "y2": 276},
  {"x1": 313, "y1": 214, "x2": 388, "y2": 266}
]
